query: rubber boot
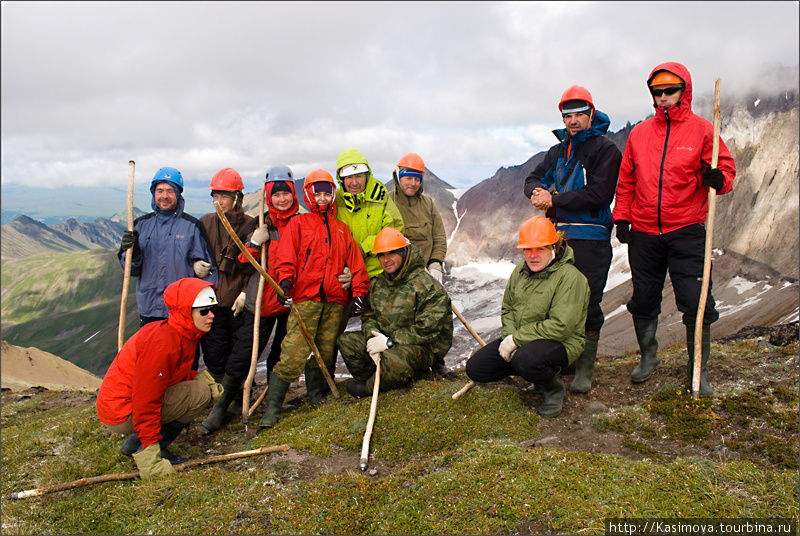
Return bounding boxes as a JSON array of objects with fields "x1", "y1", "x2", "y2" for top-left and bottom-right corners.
[
  {"x1": 631, "y1": 317, "x2": 661, "y2": 383},
  {"x1": 346, "y1": 379, "x2": 370, "y2": 399},
  {"x1": 199, "y1": 374, "x2": 242, "y2": 434},
  {"x1": 431, "y1": 357, "x2": 457, "y2": 380},
  {"x1": 570, "y1": 334, "x2": 599, "y2": 394},
  {"x1": 159, "y1": 421, "x2": 190, "y2": 464},
  {"x1": 304, "y1": 364, "x2": 327, "y2": 406},
  {"x1": 259, "y1": 374, "x2": 291, "y2": 428},
  {"x1": 686, "y1": 324, "x2": 714, "y2": 396},
  {"x1": 119, "y1": 433, "x2": 142, "y2": 457},
  {"x1": 537, "y1": 371, "x2": 565, "y2": 418}
]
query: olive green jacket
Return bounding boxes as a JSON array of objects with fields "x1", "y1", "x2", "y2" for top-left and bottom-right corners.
[{"x1": 389, "y1": 174, "x2": 447, "y2": 267}]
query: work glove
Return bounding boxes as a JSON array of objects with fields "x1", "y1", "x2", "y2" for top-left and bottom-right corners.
[
  {"x1": 428, "y1": 262, "x2": 444, "y2": 284},
  {"x1": 366, "y1": 330, "x2": 390, "y2": 355},
  {"x1": 193, "y1": 260, "x2": 212, "y2": 278},
  {"x1": 193, "y1": 369, "x2": 224, "y2": 403},
  {"x1": 277, "y1": 279, "x2": 293, "y2": 308},
  {"x1": 615, "y1": 220, "x2": 631, "y2": 244},
  {"x1": 250, "y1": 224, "x2": 270, "y2": 246},
  {"x1": 498, "y1": 334, "x2": 518, "y2": 362},
  {"x1": 702, "y1": 168, "x2": 724, "y2": 191},
  {"x1": 338, "y1": 267, "x2": 352, "y2": 290},
  {"x1": 120, "y1": 230, "x2": 139, "y2": 251},
  {"x1": 133, "y1": 443, "x2": 176, "y2": 479},
  {"x1": 349, "y1": 296, "x2": 366, "y2": 317},
  {"x1": 231, "y1": 291, "x2": 246, "y2": 316}
]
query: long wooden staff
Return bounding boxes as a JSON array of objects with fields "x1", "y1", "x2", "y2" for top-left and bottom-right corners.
[
  {"x1": 214, "y1": 202, "x2": 339, "y2": 398},
  {"x1": 7, "y1": 444, "x2": 289, "y2": 500},
  {"x1": 242, "y1": 188, "x2": 268, "y2": 423},
  {"x1": 451, "y1": 303, "x2": 486, "y2": 400},
  {"x1": 118, "y1": 160, "x2": 135, "y2": 351},
  {"x1": 693, "y1": 78, "x2": 722, "y2": 398},
  {"x1": 359, "y1": 360, "x2": 381, "y2": 471}
]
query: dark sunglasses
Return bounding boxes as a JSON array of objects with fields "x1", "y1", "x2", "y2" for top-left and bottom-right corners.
[
  {"x1": 196, "y1": 307, "x2": 213, "y2": 316},
  {"x1": 650, "y1": 86, "x2": 684, "y2": 97}
]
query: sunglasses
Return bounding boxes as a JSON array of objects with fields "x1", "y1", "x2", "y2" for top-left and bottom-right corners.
[
  {"x1": 650, "y1": 86, "x2": 683, "y2": 97},
  {"x1": 195, "y1": 307, "x2": 213, "y2": 316}
]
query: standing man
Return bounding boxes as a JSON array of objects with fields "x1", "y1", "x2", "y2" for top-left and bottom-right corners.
[
  {"x1": 524, "y1": 86, "x2": 622, "y2": 394},
  {"x1": 338, "y1": 228, "x2": 453, "y2": 398},
  {"x1": 613, "y1": 62, "x2": 736, "y2": 395},
  {"x1": 119, "y1": 167, "x2": 217, "y2": 326}
]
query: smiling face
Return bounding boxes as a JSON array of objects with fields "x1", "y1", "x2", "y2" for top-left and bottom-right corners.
[
  {"x1": 154, "y1": 183, "x2": 178, "y2": 211},
  {"x1": 343, "y1": 172, "x2": 368, "y2": 195},
  {"x1": 271, "y1": 190, "x2": 294, "y2": 211},
  {"x1": 212, "y1": 191, "x2": 235, "y2": 213},
  {"x1": 398, "y1": 174, "x2": 421, "y2": 197},
  {"x1": 378, "y1": 250, "x2": 404, "y2": 275},
  {"x1": 313, "y1": 190, "x2": 333, "y2": 208}
]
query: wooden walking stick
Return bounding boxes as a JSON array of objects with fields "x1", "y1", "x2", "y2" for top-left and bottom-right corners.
[
  {"x1": 118, "y1": 160, "x2": 135, "y2": 352},
  {"x1": 214, "y1": 202, "x2": 340, "y2": 398},
  {"x1": 451, "y1": 303, "x2": 487, "y2": 400},
  {"x1": 242, "y1": 187, "x2": 268, "y2": 424},
  {"x1": 692, "y1": 78, "x2": 722, "y2": 399},
  {"x1": 7, "y1": 444, "x2": 290, "y2": 499},
  {"x1": 359, "y1": 359, "x2": 381, "y2": 471}
]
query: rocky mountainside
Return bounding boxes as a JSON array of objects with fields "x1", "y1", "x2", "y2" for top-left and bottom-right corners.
[{"x1": 1, "y1": 215, "x2": 89, "y2": 259}]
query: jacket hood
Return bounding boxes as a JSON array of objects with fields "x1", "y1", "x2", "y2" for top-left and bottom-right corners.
[
  {"x1": 335, "y1": 149, "x2": 390, "y2": 210},
  {"x1": 164, "y1": 277, "x2": 215, "y2": 340},
  {"x1": 553, "y1": 109, "x2": 612, "y2": 144},
  {"x1": 648, "y1": 61, "x2": 693, "y2": 119},
  {"x1": 265, "y1": 180, "x2": 300, "y2": 225}
]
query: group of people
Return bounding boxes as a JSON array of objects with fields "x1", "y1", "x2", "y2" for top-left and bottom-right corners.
[{"x1": 96, "y1": 61, "x2": 735, "y2": 479}]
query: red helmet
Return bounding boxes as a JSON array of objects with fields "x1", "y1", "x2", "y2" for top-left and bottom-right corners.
[
  {"x1": 397, "y1": 153, "x2": 425, "y2": 173},
  {"x1": 209, "y1": 168, "x2": 245, "y2": 191},
  {"x1": 373, "y1": 227, "x2": 409, "y2": 254},
  {"x1": 517, "y1": 216, "x2": 560, "y2": 249},
  {"x1": 558, "y1": 85, "x2": 595, "y2": 115}
]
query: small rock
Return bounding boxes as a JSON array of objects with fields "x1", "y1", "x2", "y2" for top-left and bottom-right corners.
[
  {"x1": 535, "y1": 436, "x2": 561, "y2": 447},
  {"x1": 519, "y1": 439, "x2": 537, "y2": 448},
  {"x1": 757, "y1": 339, "x2": 774, "y2": 351},
  {"x1": 368, "y1": 469, "x2": 378, "y2": 476}
]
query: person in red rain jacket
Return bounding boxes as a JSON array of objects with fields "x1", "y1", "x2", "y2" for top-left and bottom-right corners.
[
  {"x1": 97, "y1": 278, "x2": 223, "y2": 478},
  {"x1": 612, "y1": 61, "x2": 736, "y2": 396},
  {"x1": 257, "y1": 169, "x2": 369, "y2": 428}
]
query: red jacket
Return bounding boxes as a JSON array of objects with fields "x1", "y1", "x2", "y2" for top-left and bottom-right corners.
[
  {"x1": 96, "y1": 278, "x2": 212, "y2": 449},
  {"x1": 274, "y1": 185, "x2": 368, "y2": 305},
  {"x1": 613, "y1": 61, "x2": 736, "y2": 235}
]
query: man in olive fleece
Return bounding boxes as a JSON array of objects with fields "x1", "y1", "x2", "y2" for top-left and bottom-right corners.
[{"x1": 338, "y1": 228, "x2": 453, "y2": 397}]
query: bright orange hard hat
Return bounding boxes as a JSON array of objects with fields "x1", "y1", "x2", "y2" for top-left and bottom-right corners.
[
  {"x1": 209, "y1": 168, "x2": 245, "y2": 191},
  {"x1": 303, "y1": 169, "x2": 335, "y2": 190},
  {"x1": 558, "y1": 85, "x2": 595, "y2": 114},
  {"x1": 517, "y1": 216, "x2": 560, "y2": 249},
  {"x1": 649, "y1": 70, "x2": 685, "y2": 87},
  {"x1": 397, "y1": 153, "x2": 425, "y2": 174},
  {"x1": 373, "y1": 227, "x2": 409, "y2": 255}
]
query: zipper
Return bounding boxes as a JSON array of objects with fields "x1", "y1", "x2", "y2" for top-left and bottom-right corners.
[{"x1": 657, "y1": 107, "x2": 671, "y2": 235}]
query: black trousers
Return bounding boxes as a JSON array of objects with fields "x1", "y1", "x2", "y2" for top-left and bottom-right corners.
[
  {"x1": 466, "y1": 337, "x2": 568, "y2": 386},
  {"x1": 221, "y1": 311, "x2": 288, "y2": 381},
  {"x1": 626, "y1": 224, "x2": 719, "y2": 325},
  {"x1": 568, "y1": 238, "x2": 612, "y2": 333},
  {"x1": 199, "y1": 305, "x2": 246, "y2": 377}
]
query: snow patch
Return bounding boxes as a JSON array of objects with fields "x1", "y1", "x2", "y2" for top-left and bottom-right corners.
[
  {"x1": 754, "y1": 98, "x2": 760, "y2": 107},
  {"x1": 450, "y1": 260, "x2": 517, "y2": 285},
  {"x1": 448, "y1": 188, "x2": 469, "y2": 201},
  {"x1": 82, "y1": 330, "x2": 101, "y2": 343},
  {"x1": 604, "y1": 304, "x2": 628, "y2": 320}
]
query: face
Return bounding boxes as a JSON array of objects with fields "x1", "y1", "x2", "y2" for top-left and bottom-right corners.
[
  {"x1": 523, "y1": 247, "x2": 553, "y2": 273},
  {"x1": 192, "y1": 306, "x2": 214, "y2": 332},
  {"x1": 651, "y1": 85, "x2": 684, "y2": 108},
  {"x1": 212, "y1": 192, "x2": 235, "y2": 213},
  {"x1": 562, "y1": 112, "x2": 591, "y2": 137},
  {"x1": 154, "y1": 183, "x2": 178, "y2": 211},
  {"x1": 398, "y1": 174, "x2": 421, "y2": 197},
  {"x1": 313, "y1": 191, "x2": 333, "y2": 207},
  {"x1": 271, "y1": 190, "x2": 294, "y2": 211},
  {"x1": 378, "y1": 251, "x2": 404, "y2": 275},
  {"x1": 343, "y1": 172, "x2": 368, "y2": 195}
]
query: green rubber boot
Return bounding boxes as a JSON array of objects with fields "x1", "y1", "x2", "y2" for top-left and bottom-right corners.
[
  {"x1": 259, "y1": 374, "x2": 291, "y2": 428},
  {"x1": 570, "y1": 334, "x2": 599, "y2": 394},
  {"x1": 304, "y1": 364, "x2": 327, "y2": 407},
  {"x1": 199, "y1": 374, "x2": 242, "y2": 434},
  {"x1": 537, "y1": 372, "x2": 565, "y2": 418},
  {"x1": 686, "y1": 324, "x2": 714, "y2": 396},
  {"x1": 631, "y1": 317, "x2": 661, "y2": 383}
]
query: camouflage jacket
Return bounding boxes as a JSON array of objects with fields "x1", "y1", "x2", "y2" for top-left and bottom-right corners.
[{"x1": 361, "y1": 244, "x2": 453, "y2": 360}]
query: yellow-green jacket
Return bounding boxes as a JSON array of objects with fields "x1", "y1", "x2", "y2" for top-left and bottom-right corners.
[{"x1": 335, "y1": 149, "x2": 405, "y2": 278}]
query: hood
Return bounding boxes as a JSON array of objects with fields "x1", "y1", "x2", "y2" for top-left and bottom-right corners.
[
  {"x1": 265, "y1": 180, "x2": 300, "y2": 225},
  {"x1": 164, "y1": 277, "x2": 215, "y2": 341},
  {"x1": 335, "y1": 149, "x2": 390, "y2": 211},
  {"x1": 648, "y1": 61, "x2": 693, "y2": 119},
  {"x1": 553, "y1": 109, "x2": 612, "y2": 144}
]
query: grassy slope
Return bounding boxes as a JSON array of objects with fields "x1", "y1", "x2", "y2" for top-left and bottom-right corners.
[{"x1": 1, "y1": 344, "x2": 797, "y2": 535}]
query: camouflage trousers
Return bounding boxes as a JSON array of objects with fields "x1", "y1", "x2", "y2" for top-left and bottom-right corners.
[
  {"x1": 337, "y1": 331, "x2": 436, "y2": 394},
  {"x1": 272, "y1": 299, "x2": 345, "y2": 383}
]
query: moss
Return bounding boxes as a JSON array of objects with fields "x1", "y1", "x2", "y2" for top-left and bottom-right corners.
[
  {"x1": 647, "y1": 385, "x2": 718, "y2": 442},
  {"x1": 622, "y1": 438, "x2": 658, "y2": 456}
]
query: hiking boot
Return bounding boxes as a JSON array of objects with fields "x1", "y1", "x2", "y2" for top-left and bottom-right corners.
[
  {"x1": 686, "y1": 324, "x2": 714, "y2": 396},
  {"x1": 431, "y1": 358, "x2": 458, "y2": 380},
  {"x1": 199, "y1": 374, "x2": 242, "y2": 434},
  {"x1": 119, "y1": 433, "x2": 142, "y2": 457},
  {"x1": 537, "y1": 372, "x2": 565, "y2": 418},
  {"x1": 570, "y1": 334, "x2": 599, "y2": 394},
  {"x1": 259, "y1": 374, "x2": 291, "y2": 428},
  {"x1": 160, "y1": 447, "x2": 189, "y2": 465},
  {"x1": 304, "y1": 364, "x2": 327, "y2": 406},
  {"x1": 631, "y1": 317, "x2": 661, "y2": 383},
  {"x1": 346, "y1": 380, "x2": 370, "y2": 399}
]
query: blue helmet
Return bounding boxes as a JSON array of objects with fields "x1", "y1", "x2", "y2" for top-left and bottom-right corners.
[
  {"x1": 151, "y1": 167, "x2": 184, "y2": 194},
  {"x1": 265, "y1": 165, "x2": 293, "y2": 183}
]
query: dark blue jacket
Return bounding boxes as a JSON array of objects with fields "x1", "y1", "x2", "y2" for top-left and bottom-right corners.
[{"x1": 523, "y1": 110, "x2": 622, "y2": 240}]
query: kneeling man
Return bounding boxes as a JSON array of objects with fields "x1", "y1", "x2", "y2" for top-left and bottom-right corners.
[{"x1": 339, "y1": 228, "x2": 453, "y2": 397}]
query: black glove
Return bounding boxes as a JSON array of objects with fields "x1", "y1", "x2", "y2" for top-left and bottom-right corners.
[
  {"x1": 277, "y1": 279, "x2": 293, "y2": 307},
  {"x1": 615, "y1": 220, "x2": 631, "y2": 244},
  {"x1": 702, "y1": 168, "x2": 724, "y2": 191},
  {"x1": 120, "y1": 230, "x2": 140, "y2": 258},
  {"x1": 349, "y1": 296, "x2": 366, "y2": 317}
]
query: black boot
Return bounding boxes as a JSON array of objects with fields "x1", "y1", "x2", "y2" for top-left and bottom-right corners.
[
  {"x1": 304, "y1": 364, "x2": 327, "y2": 406},
  {"x1": 346, "y1": 379, "x2": 370, "y2": 399},
  {"x1": 199, "y1": 374, "x2": 242, "y2": 434},
  {"x1": 159, "y1": 421, "x2": 190, "y2": 464},
  {"x1": 537, "y1": 371, "x2": 565, "y2": 418},
  {"x1": 570, "y1": 332, "x2": 599, "y2": 394},
  {"x1": 686, "y1": 324, "x2": 714, "y2": 396},
  {"x1": 119, "y1": 433, "x2": 142, "y2": 457},
  {"x1": 431, "y1": 357, "x2": 457, "y2": 380},
  {"x1": 259, "y1": 374, "x2": 291, "y2": 428},
  {"x1": 631, "y1": 317, "x2": 660, "y2": 383}
]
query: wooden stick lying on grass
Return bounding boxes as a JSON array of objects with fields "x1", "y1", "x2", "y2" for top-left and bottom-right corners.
[
  {"x1": 7, "y1": 444, "x2": 290, "y2": 500},
  {"x1": 360, "y1": 360, "x2": 381, "y2": 471},
  {"x1": 450, "y1": 303, "x2": 486, "y2": 400}
]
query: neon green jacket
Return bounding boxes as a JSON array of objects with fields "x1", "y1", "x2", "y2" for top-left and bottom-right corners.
[{"x1": 335, "y1": 149, "x2": 405, "y2": 278}]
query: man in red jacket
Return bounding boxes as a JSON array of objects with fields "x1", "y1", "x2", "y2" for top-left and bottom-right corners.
[
  {"x1": 612, "y1": 61, "x2": 736, "y2": 396},
  {"x1": 97, "y1": 278, "x2": 223, "y2": 478}
]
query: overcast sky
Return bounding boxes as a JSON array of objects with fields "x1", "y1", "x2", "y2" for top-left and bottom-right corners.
[{"x1": 2, "y1": 1, "x2": 799, "y2": 202}]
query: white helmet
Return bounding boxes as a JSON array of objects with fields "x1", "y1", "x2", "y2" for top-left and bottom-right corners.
[{"x1": 192, "y1": 286, "x2": 218, "y2": 308}]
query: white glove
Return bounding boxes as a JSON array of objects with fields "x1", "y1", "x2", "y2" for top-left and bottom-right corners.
[
  {"x1": 366, "y1": 330, "x2": 389, "y2": 355},
  {"x1": 231, "y1": 291, "x2": 246, "y2": 316},
  {"x1": 369, "y1": 352, "x2": 381, "y2": 366},
  {"x1": 338, "y1": 267, "x2": 352, "y2": 290},
  {"x1": 194, "y1": 260, "x2": 212, "y2": 278},
  {"x1": 498, "y1": 334, "x2": 518, "y2": 362},
  {"x1": 428, "y1": 262, "x2": 444, "y2": 284},
  {"x1": 250, "y1": 224, "x2": 270, "y2": 246}
]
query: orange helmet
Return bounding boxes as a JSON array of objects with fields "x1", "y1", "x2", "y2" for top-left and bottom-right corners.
[
  {"x1": 558, "y1": 85, "x2": 595, "y2": 115},
  {"x1": 517, "y1": 216, "x2": 560, "y2": 249},
  {"x1": 303, "y1": 169, "x2": 337, "y2": 211},
  {"x1": 373, "y1": 227, "x2": 409, "y2": 255},
  {"x1": 209, "y1": 168, "x2": 245, "y2": 191},
  {"x1": 649, "y1": 70, "x2": 685, "y2": 87},
  {"x1": 397, "y1": 153, "x2": 425, "y2": 174}
]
